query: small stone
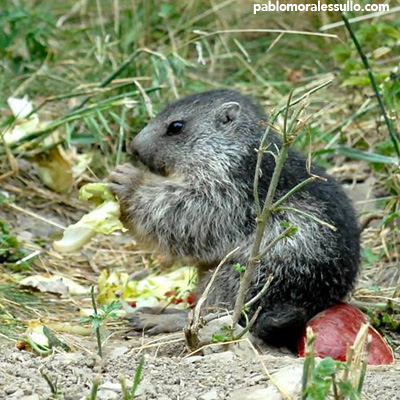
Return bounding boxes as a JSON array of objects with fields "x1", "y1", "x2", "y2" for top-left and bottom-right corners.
[
  {"x1": 231, "y1": 385, "x2": 272, "y2": 400},
  {"x1": 100, "y1": 382, "x2": 122, "y2": 392},
  {"x1": 263, "y1": 364, "x2": 303, "y2": 399},
  {"x1": 203, "y1": 351, "x2": 236, "y2": 363},
  {"x1": 5, "y1": 384, "x2": 19, "y2": 395},
  {"x1": 8, "y1": 389, "x2": 25, "y2": 399},
  {"x1": 96, "y1": 390, "x2": 119, "y2": 400},
  {"x1": 19, "y1": 395, "x2": 40, "y2": 400},
  {"x1": 108, "y1": 346, "x2": 129, "y2": 358},
  {"x1": 200, "y1": 389, "x2": 219, "y2": 400},
  {"x1": 184, "y1": 355, "x2": 204, "y2": 363}
]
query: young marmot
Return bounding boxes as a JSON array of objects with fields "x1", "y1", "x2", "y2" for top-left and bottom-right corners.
[{"x1": 110, "y1": 89, "x2": 360, "y2": 349}]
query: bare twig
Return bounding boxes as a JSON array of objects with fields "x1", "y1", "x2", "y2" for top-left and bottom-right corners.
[
  {"x1": 184, "y1": 81, "x2": 333, "y2": 347},
  {"x1": 274, "y1": 206, "x2": 337, "y2": 231},
  {"x1": 245, "y1": 274, "x2": 273, "y2": 308},
  {"x1": 231, "y1": 89, "x2": 296, "y2": 327},
  {"x1": 232, "y1": 80, "x2": 333, "y2": 330},
  {"x1": 184, "y1": 247, "x2": 239, "y2": 350},
  {"x1": 253, "y1": 123, "x2": 272, "y2": 216},
  {"x1": 257, "y1": 226, "x2": 298, "y2": 261},
  {"x1": 233, "y1": 306, "x2": 262, "y2": 340},
  {"x1": 271, "y1": 176, "x2": 317, "y2": 210}
]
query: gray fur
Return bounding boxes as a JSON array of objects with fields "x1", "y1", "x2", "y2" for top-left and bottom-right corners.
[{"x1": 110, "y1": 89, "x2": 360, "y2": 349}]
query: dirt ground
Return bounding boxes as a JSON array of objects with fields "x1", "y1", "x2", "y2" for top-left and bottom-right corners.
[{"x1": 1, "y1": 333, "x2": 400, "y2": 400}]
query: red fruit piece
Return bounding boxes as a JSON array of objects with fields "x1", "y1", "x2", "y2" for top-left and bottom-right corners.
[
  {"x1": 187, "y1": 292, "x2": 196, "y2": 306},
  {"x1": 298, "y1": 303, "x2": 394, "y2": 365}
]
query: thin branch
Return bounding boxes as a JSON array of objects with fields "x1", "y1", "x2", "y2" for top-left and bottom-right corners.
[
  {"x1": 184, "y1": 247, "x2": 240, "y2": 350},
  {"x1": 275, "y1": 80, "x2": 333, "y2": 119},
  {"x1": 231, "y1": 91, "x2": 294, "y2": 327},
  {"x1": 233, "y1": 306, "x2": 262, "y2": 340},
  {"x1": 231, "y1": 80, "x2": 334, "y2": 333},
  {"x1": 253, "y1": 124, "x2": 272, "y2": 216},
  {"x1": 274, "y1": 206, "x2": 337, "y2": 231},
  {"x1": 232, "y1": 141, "x2": 291, "y2": 327},
  {"x1": 257, "y1": 226, "x2": 297, "y2": 261},
  {"x1": 271, "y1": 176, "x2": 317, "y2": 210},
  {"x1": 199, "y1": 275, "x2": 273, "y2": 326},
  {"x1": 245, "y1": 274, "x2": 273, "y2": 308},
  {"x1": 283, "y1": 89, "x2": 294, "y2": 142}
]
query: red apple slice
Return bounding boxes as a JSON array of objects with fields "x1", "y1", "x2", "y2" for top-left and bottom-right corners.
[{"x1": 298, "y1": 303, "x2": 394, "y2": 365}]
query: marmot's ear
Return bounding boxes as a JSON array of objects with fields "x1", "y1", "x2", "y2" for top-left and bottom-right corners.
[{"x1": 216, "y1": 102, "x2": 241, "y2": 125}]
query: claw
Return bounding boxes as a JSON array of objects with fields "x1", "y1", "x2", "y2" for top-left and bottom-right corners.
[{"x1": 108, "y1": 163, "x2": 143, "y2": 200}]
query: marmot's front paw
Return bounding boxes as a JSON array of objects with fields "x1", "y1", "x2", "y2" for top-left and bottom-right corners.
[{"x1": 109, "y1": 163, "x2": 143, "y2": 201}]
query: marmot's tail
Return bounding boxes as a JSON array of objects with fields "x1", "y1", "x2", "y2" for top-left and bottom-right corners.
[{"x1": 251, "y1": 304, "x2": 309, "y2": 352}]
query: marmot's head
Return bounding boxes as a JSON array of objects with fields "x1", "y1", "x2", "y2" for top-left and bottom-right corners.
[{"x1": 130, "y1": 89, "x2": 264, "y2": 178}]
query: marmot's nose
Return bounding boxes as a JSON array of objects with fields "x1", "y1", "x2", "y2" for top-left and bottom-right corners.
[{"x1": 130, "y1": 138, "x2": 139, "y2": 157}]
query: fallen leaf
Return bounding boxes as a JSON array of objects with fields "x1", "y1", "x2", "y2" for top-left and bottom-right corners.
[
  {"x1": 34, "y1": 147, "x2": 74, "y2": 193},
  {"x1": 20, "y1": 274, "x2": 89, "y2": 296}
]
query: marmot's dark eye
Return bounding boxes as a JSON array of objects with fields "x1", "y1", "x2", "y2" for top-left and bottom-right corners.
[{"x1": 166, "y1": 121, "x2": 185, "y2": 136}]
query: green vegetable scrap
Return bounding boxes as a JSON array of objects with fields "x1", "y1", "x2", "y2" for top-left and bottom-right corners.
[{"x1": 53, "y1": 183, "x2": 126, "y2": 253}]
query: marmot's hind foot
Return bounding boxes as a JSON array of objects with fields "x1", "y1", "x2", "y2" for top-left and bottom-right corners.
[{"x1": 125, "y1": 307, "x2": 188, "y2": 335}]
